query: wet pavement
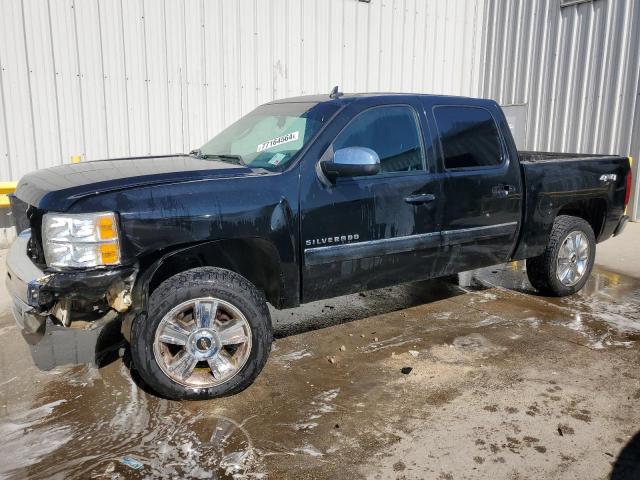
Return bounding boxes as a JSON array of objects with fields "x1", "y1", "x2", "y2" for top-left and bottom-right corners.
[{"x1": 1, "y1": 250, "x2": 640, "y2": 479}]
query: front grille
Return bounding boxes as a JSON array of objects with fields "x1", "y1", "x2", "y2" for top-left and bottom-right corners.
[{"x1": 9, "y1": 195, "x2": 29, "y2": 232}]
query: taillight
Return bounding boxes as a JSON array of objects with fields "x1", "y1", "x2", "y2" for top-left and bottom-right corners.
[{"x1": 624, "y1": 168, "x2": 632, "y2": 207}]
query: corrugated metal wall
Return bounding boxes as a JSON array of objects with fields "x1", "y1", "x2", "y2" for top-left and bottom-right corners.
[
  {"x1": 480, "y1": 0, "x2": 640, "y2": 217},
  {"x1": 0, "y1": 0, "x2": 486, "y2": 182}
]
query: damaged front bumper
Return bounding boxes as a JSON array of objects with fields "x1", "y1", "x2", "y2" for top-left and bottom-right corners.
[
  {"x1": 5, "y1": 230, "x2": 137, "y2": 369},
  {"x1": 6, "y1": 230, "x2": 48, "y2": 333}
]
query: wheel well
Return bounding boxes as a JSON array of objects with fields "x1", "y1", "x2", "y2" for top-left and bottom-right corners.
[
  {"x1": 556, "y1": 198, "x2": 607, "y2": 238},
  {"x1": 146, "y1": 238, "x2": 283, "y2": 307}
]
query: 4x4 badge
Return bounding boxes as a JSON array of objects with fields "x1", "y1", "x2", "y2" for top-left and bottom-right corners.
[{"x1": 599, "y1": 174, "x2": 617, "y2": 182}]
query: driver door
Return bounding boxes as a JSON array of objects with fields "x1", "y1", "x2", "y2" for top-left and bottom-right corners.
[{"x1": 299, "y1": 99, "x2": 444, "y2": 302}]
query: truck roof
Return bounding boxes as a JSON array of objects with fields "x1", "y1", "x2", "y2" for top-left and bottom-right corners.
[{"x1": 267, "y1": 92, "x2": 482, "y2": 106}]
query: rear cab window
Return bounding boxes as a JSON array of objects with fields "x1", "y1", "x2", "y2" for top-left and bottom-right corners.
[{"x1": 433, "y1": 105, "x2": 504, "y2": 170}]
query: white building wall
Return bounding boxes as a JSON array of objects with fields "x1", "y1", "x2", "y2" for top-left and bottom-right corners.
[
  {"x1": 479, "y1": 0, "x2": 640, "y2": 219},
  {"x1": 0, "y1": 0, "x2": 486, "y2": 182}
]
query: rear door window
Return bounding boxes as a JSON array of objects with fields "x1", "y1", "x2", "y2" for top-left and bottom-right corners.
[{"x1": 433, "y1": 106, "x2": 503, "y2": 170}]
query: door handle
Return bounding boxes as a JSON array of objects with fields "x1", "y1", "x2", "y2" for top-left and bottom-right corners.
[
  {"x1": 491, "y1": 184, "x2": 515, "y2": 197},
  {"x1": 404, "y1": 193, "x2": 436, "y2": 205}
]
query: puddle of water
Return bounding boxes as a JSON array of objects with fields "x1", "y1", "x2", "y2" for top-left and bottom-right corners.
[
  {"x1": 0, "y1": 364, "x2": 264, "y2": 480},
  {"x1": 462, "y1": 263, "x2": 640, "y2": 350},
  {"x1": 1, "y1": 262, "x2": 639, "y2": 478}
]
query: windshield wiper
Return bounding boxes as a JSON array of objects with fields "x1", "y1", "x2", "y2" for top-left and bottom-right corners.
[
  {"x1": 191, "y1": 151, "x2": 245, "y2": 165},
  {"x1": 206, "y1": 154, "x2": 245, "y2": 165}
]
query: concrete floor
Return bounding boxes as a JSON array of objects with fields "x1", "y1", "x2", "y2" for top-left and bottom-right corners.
[{"x1": 0, "y1": 225, "x2": 639, "y2": 479}]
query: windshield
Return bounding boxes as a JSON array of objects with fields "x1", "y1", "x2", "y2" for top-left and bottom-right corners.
[{"x1": 197, "y1": 102, "x2": 339, "y2": 170}]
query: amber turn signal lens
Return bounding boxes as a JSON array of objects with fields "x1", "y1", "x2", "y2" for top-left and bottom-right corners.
[
  {"x1": 97, "y1": 215, "x2": 117, "y2": 240},
  {"x1": 99, "y1": 243, "x2": 120, "y2": 265}
]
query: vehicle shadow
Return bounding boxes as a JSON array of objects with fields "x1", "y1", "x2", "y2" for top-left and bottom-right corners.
[
  {"x1": 119, "y1": 346, "x2": 177, "y2": 399},
  {"x1": 610, "y1": 431, "x2": 640, "y2": 480},
  {"x1": 271, "y1": 274, "x2": 486, "y2": 339}
]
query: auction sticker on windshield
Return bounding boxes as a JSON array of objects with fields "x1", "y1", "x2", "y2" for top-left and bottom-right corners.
[{"x1": 256, "y1": 132, "x2": 299, "y2": 152}]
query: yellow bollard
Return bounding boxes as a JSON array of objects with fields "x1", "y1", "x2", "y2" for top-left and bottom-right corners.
[{"x1": 0, "y1": 182, "x2": 17, "y2": 208}]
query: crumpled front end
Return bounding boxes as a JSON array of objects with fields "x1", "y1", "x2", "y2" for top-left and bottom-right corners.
[{"x1": 5, "y1": 229, "x2": 137, "y2": 369}]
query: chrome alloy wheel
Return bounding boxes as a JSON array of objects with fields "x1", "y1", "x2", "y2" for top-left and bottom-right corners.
[
  {"x1": 153, "y1": 297, "x2": 252, "y2": 388},
  {"x1": 556, "y1": 230, "x2": 590, "y2": 287}
]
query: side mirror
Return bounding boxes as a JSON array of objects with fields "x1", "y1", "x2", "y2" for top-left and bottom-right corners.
[{"x1": 321, "y1": 147, "x2": 380, "y2": 181}]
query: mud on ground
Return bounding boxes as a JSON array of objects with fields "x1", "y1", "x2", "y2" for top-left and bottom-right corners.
[{"x1": 1, "y1": 253, "x2": 639, "y2": 479}]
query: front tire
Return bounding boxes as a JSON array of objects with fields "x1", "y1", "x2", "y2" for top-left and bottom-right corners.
[
  {"x1": 526, "y1": 215, "x2": 596, "y2": 296},
  {"x1": 130, "y1": 267, "x2": 272, "y2": 400}
]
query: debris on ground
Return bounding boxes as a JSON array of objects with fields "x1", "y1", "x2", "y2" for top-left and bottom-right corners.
[
  {"x1": 557, "y1": 424, "x2": 575, "y2": 436},
  {"x1": 401, "y1": 367, "x2": 413, "y2": 375},
  {"x1": 409, "y1": 350, "x2": 419, "y2": 357},
  {"x1": 327, "y1": 356, "x2": 336, "y2": 364},
  {"x1": 120, "y1": 457, "x2": 143, "y2": 470},
  {"x1": 340, "y1": 345, "x2": 346, "y2": 351}
]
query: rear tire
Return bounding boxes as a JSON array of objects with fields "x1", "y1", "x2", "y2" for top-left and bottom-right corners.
[
  {"x1": 526, "y1": 215, "x2": 595, "y2": 297},
  {"x1": 130, "y1": 267, "x2": 272, "y2": 400}
]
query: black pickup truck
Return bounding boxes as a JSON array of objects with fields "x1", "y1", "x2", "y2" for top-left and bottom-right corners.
[{"x1": 6, "y1": 92, "x2": 631, "y2": 399}]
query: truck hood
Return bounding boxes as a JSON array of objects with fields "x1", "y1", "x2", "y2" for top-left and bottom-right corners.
[{"x1": 15, "y1": 155, "x2": 266, "y2": 211}]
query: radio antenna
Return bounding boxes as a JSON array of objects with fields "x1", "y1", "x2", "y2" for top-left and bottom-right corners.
[{"x1": 329, "y1": 85, "x2": 343, "y2": 99}]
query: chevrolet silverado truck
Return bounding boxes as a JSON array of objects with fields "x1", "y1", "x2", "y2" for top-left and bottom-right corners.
[{"x1": 6, "y1": 91, "x2": 632, "y2": 399}]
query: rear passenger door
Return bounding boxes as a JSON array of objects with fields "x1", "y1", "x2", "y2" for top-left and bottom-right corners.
[{"x1": 430, "y1": 102, "x2": 523, "y2": 273}]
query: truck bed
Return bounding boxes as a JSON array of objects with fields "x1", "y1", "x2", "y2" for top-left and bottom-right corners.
[
  {"x1": 519, "y1": 151, "x2": 618, "y2": 163},
  {"x1": 513, "y1": 152, "x2": 630, "y2": 261}
]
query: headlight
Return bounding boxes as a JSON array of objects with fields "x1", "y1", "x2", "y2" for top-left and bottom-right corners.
[{"x1": 42, "y1": 212, "x2": 121, "y2": 268}]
